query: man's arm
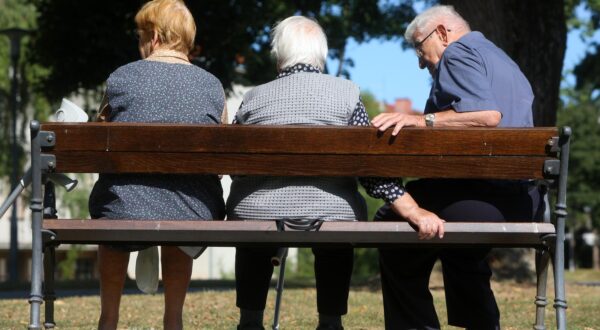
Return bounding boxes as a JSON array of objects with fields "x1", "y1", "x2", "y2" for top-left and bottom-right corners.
[{"x1": 371, "y1": 109, "x2": 501, "y2": 136}]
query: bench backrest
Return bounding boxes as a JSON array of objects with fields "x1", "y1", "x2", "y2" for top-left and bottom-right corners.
[{"x1": 38, "y1": 123, "x2": 560, "y2": 180}]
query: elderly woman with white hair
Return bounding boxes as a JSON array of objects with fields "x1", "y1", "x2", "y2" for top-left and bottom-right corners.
[{"x1": 227, "y1": 15, "x2": 441, "y2": 330}]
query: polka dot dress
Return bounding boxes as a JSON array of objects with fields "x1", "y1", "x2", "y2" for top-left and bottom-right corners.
[{"x1": 89, "y1": 60, "x2": 226, "y2": 228}]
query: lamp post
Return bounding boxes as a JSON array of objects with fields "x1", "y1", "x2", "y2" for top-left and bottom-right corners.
[{"x1": 1, "y1": 27, "x2": 31, "y2": 283}]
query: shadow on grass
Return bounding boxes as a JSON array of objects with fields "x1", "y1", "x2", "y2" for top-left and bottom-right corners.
[{"x1": 0, "y1": 276, "x2": 358, "y2": 300}]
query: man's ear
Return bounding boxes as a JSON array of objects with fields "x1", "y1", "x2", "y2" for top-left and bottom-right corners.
[{"x1": 437, "y1": 24, "x2": 449, "y2": 46}]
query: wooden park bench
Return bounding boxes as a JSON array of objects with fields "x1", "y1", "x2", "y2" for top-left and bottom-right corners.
[{"x1": 26, "y1": 121, "x2": 570, "y2": 329}]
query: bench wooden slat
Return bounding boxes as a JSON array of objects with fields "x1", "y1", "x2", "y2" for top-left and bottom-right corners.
[
  {"x1": 40, "y1": 123, "x2": 557, "y2": 156},
  {"x1": 43, "y1": 220, "x2": 555, "y2": 247},
  {"x1": 49, "y1": 151, "x2": 549, "y2": 179}
]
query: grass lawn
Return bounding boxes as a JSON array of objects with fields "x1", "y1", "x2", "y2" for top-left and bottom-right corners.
[{"x1": 1, "y1": 269, "x2": 599, "y2": 329}]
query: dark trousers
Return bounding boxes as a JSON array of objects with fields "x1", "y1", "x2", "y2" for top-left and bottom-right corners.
[
  {"x1": 235, "y1": 246, "x2": 354, "y2": 315},
  {"x1": 377, "y1": 179, "x2": 542, "y2": 330}
]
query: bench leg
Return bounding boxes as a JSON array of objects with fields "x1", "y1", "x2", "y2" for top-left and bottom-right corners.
[
  {"x1": 28, "y1": 121, "x2": 44, "y2": 330},
  {"x1": 552, "y1": 127, "x2": 570, "y2": 330},
  {"x1": 43, "y1": 245, "x2": 56, "y2": 329},
  {"x1": 28, "y1": 210, "x2": 44, "y2": 330},
  {"x1": 552, "y1": 235, "x2": 567, "y2": 330},
  {"x1": 533, "y1": 248, "x2": 550, "y2": 330}
]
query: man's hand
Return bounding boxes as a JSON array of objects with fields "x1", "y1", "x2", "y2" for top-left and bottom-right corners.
[
  {"x1": 404, "y1": 207, "x2": 446, "y2": 240},
  {"x1": 372, "y1": 110, "x2": 502, "y2": 135},
  {"x1": 371, "y1": 113, "x2": 424, "y2": 136},
  {"x1": 390, "y1": 192, "x2": 445, "y2": 240}
]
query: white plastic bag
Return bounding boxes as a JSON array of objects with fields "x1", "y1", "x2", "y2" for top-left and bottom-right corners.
[{"x1": 135, "y1": 246, "x2": 159, "y2": 294}]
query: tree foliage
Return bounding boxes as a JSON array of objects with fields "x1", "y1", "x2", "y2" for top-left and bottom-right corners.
[
  {"x1": 557, "y1": 87, "x2": 600, "y2": 228},
  {"x1": 29, "y1": 0, "x2": 142, "y2": 100},
  {"x1": 0, "y1": 0, "x2": 49, "y2": 178},
  {"x1": 360, "y1": 90, "x2": 382, "y2": 119},
  {"x1": 569, "y1": 0, "x2": 600, "y2": 92},
  {"x1": 30, "y1": 0, "x2": 415, "y2": 101}
]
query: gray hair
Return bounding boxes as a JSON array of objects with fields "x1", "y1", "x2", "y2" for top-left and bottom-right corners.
[
  {"x1": 271, "y1": 16, "x2": 328, "y2": 71},
  {"x1": 404, "y1": 5, "x2": 470, "y2": 44}
]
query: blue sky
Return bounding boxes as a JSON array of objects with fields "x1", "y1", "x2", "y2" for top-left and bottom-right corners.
[{"x1": 328, "y1": 21, "x2": 600, "y2": 113}]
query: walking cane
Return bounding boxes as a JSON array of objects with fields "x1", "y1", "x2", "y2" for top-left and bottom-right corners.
[{"x1": 271, "y1": 247, "x2": 288, "y2": 330}]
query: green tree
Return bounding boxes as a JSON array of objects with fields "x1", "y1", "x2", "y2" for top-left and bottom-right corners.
[
  {"x1": 557, "y1": 87, "x2": 600, "y2": 228},
  {"x1": 570, "y1": 0, "x2": 600, "y2": 91},
  {"x1": 0, "y1": 0, "x2": 49, "y2": 178},
  {"x1": 29, "y1": 0, "x2": 416, "y2": 101},
  {"x1": 360, "y1": 90, "x2": 382, "y2": 120}
]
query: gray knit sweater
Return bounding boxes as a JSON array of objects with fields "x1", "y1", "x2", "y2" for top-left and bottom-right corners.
[{"x1": 226, "y1": 72, "x2": 367, "y2": 221}]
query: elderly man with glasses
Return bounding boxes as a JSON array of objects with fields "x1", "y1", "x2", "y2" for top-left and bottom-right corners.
[{"x1": 371, "y1": 5, "x2": 543, "y2": 330}]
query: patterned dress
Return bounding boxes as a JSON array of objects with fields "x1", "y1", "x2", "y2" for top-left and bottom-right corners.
[{"x1": 89, "y1": 60, "x2": 226, "y2": 251}]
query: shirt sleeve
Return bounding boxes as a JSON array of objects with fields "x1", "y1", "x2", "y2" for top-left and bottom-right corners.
[
  {"x1": 359, "y1": 177, "x2": 405, "y2": 204},
  {"x1": 432, "y1": 44, "x2": 499, "y2": 113},
  {"x1": 349, "y1": 98, "x2": 405, "y2": 204}
]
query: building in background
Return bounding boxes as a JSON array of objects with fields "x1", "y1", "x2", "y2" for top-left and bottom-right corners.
[{"x1": 383, "y1": 97, "x2": 421, "y2": 115}]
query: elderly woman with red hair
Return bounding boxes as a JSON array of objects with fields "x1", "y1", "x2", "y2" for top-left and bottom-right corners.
[{"x1": 89, "y1": 1, "x2": 226, "y2": 329}]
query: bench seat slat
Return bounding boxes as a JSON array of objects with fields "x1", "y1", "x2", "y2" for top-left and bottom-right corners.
[
  {"x1": 43, "y1": 220, "x2": 555, "y2": 247},
  {"x1": 40, "y1": 123, "x2": 557, "y2": 156}
]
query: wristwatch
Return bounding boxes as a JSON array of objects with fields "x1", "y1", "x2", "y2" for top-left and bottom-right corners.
[{"x1": 425, "y1": 113, "x2": 436, "y2": 127}]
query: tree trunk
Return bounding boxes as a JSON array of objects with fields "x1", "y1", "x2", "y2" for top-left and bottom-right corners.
[{"x1": 440, "y1": 0, "x2": 566, "y2": 126}]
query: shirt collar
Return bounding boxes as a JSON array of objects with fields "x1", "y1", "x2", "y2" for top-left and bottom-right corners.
[{"x1": 277, "y1": 63, "x2": 322, "y2": 78}]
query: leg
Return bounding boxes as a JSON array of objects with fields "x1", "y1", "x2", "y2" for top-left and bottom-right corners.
[
  {"x1": 432, "y1": 180, "x2": 539, "y2": 330},
  {"x1": 98, "y1": 245, "x2": 130, "y2": 330},
  {"x1": 376, "y1": 204, "x2": 441, "y2": 330},
  {"x1": 441, "y1": 248, "x2": 500, "y2": 330},
  {"x1": 437, "y1": 200, "x2": 503, "y2": 330},
  {"x1": 534, "y1": 247, "x2": 550, "y2": 330},
  {"x1": 236, "y1": 247, "x2": 278, "y2": 329},
  {"x1": 313, "y1": 247, "x2": 354, "y2": 329},
  {"x1": 161, "y1": 246, "x2": 193, "y2": 330}
]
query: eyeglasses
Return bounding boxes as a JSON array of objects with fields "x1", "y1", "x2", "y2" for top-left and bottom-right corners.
[
  {"x1": 413, "y1": 28, "x2": 437, "y2": 57},
  {"x1": 413, "y1": 28, "x2": 451, "y2": 57}
]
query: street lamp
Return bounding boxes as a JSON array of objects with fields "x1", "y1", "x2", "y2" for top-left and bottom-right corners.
[{"x1": 1, "y1": 27, "x2": 32, "y2": 283}]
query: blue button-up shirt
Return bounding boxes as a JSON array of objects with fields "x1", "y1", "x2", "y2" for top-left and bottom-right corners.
[{"x1": 425, "y1": 31, "x2": 534, "y2": 128}]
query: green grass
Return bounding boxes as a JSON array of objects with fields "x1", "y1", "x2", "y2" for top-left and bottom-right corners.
[{"x1": 1, "y1": 270, "x2": 599, "y2": 329}]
